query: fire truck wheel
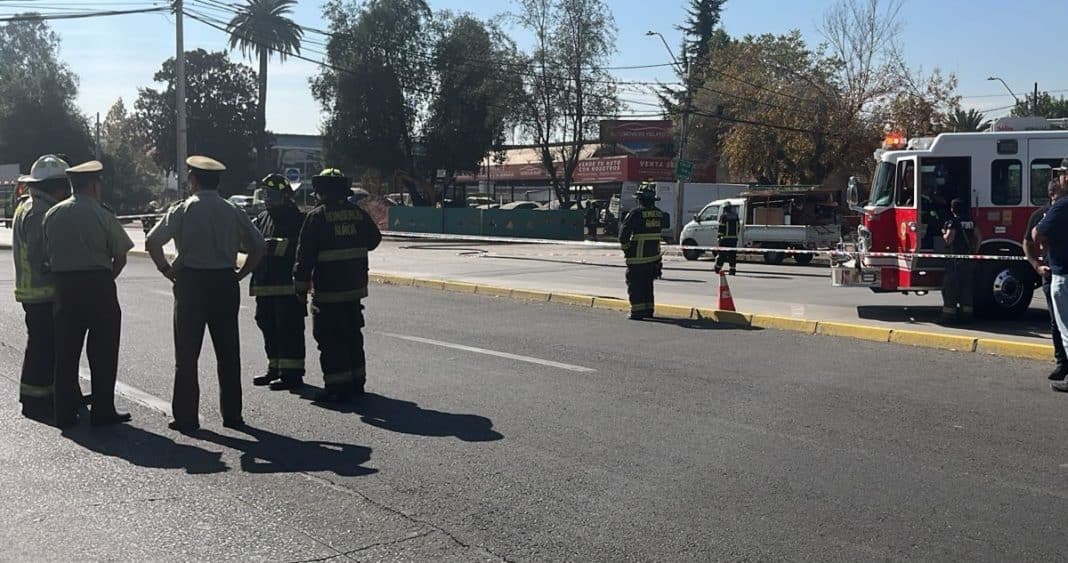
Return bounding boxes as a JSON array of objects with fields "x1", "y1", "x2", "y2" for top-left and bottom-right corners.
[{"x1": 975, "y1": 262, "x2": 1035, "y2": 319}]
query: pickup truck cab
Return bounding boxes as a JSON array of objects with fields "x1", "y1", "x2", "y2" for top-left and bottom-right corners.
[{"x1": 680, "y1": 196, "x2": 841, "y2": 265}]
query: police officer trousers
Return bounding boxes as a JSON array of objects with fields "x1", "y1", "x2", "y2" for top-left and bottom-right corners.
[
  {"x1": 625, "y1": 262, "x2": 659, "y2": 316},
  {"x1": 20, "y1": 302, "x2": 58, "y2": 418},
  {"x1": 312, "y1": 300, "x2": 366, "y2": 392},
  {"x1": 715, "y1": 237, "x2": 738, "y2": 271},
  {"x1": 942, "y1": 259, "x2": 976, "y2": 315},
  {"x1": 255, "y1": 296, "x2": 306, "y2": 382},
  {"x1": 173, "y1": 269, "x2": 242, "y2": 425},
  {"x1": 54, "y1": 271, "x2": 121, "y2": 423},
  {"x1": 1042, "y1": 278, "x2": 1068, "y2": 368}
]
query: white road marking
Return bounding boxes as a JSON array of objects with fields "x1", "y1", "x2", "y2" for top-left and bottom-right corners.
[
  {"x1": 376, "y1": 332, "x2": 596, "y2": 373},
  {"x1": 79, "y1": 368, "x2": 203, "y2": 423}
]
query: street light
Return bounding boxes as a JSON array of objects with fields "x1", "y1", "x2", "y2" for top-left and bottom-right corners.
[
  {"x1": 646, "y1": 30, "x2": 689, "y2": 243},
  {"x1": 986, "y1": 76, "x2": 1020, "y2": 104}
]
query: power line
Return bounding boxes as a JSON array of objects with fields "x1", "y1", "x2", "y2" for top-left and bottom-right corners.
[{"x1": 0, "y1": 5, "x2": 167, "y2": 21}]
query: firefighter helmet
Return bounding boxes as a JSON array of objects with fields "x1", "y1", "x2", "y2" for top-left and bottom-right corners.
[
  {"x1": 254, "y1": 173, "x2": 292, "y2": 206},
  {"x1": 18, "y1": 154, "x2": 69, "y2": 183},
  {"x1": 634, "y1": 181, "x2": 659, "y2": 204},
  {"x1": 312, "y1": 167, "x2": 349, "y2": 198}
]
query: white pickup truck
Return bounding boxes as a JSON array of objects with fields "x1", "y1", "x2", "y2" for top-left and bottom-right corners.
[{"x1": 679, "y1": 197, "x2": 841, "y2": 265}]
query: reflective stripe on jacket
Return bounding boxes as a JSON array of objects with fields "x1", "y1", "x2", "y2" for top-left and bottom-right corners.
[
  {"x1": 12, "y1": 191, "x2": 58, "y2": 303},
  {"x1": 250, "y1": 204, "x2": 305, "y2": 298},
  {"x1": 619, "y1": 207, "x2": 664, "y2": 266},
  {"x1": 293, "y1": 200, "x2": 382, "y2": 303}
]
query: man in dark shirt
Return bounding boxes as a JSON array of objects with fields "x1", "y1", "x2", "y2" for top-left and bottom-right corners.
[
  {"x1": 940, "y1": 199, "x2": 978, "y2": 323},
  {"x1": 1034, "y1": 158, "x2": 1068, "y2": 392},
  {"x1": 1024, "y1": 179, "x2": 1067, "y2": 380}
]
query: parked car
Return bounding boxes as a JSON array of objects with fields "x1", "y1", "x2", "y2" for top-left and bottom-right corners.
[
  {"x1": 500, "y1": 201, "x2": 540, "y2": 210},
  {"x1": 228, "y1": 195, "x2": 264, "y2": 217}
]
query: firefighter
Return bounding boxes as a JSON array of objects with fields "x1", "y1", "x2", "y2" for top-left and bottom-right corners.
[
  {"x1": 146, "y1": 156, "x2": 266, "y2": 432},
  {"x1": 293, "y1": 168, "x2": 382, "y2": 403},
  {"x1": 250, "y1": 174, "x2": 307, "y2": 391},
  {"x1": 43, "y1": 160, "x2": 135, "y2": 427},
  {"x1": 940, "y1": 198, "x2": 979, "y2": 324},
  {"x1": 11, "y1": 155, "x2": 72, "y2": 421},
  {"x1": 619, "y1": 182, "x2": 664, "y2": 320},
  {"x1": 714, "y1": 201, "x2": 740, "y2": 275}
]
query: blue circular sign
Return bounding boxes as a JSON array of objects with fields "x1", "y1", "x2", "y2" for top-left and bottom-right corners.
[{"x1": 285, "y1": 168, "x2": 301, "y2": 182}]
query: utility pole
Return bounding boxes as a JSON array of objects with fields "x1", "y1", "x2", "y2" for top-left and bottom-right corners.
[
  {"x1": 95, "y1": 112, "x2": 101, "y2": 160},
  {"x1": 675, "y1": 54, "x2": 691, "y2": 244},
  {"x1": 1034, "y1": 82, "x2": 1040, "y2": 116},
  {"x1": 175, "y1": 0, "x2": 188, "y2": 198}
]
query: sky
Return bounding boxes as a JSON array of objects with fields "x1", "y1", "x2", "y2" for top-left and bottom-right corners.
[{"x1": 24, "y1": 0, "x2": 1068, "y2": 136}]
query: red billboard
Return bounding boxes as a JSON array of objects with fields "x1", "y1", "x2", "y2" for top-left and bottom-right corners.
[{"x1": 599, "y1": 120, "x2": 675, "y2": 144}]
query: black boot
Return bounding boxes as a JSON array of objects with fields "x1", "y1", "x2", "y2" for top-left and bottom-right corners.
[
  {"x1": 314, "y1": 388, "x2": 353, "y2": 403},
  {"x1": 1049, "y1": 365, "x2": 1068, "y2": 381},
  {"x1": 269, "y1": 377, "x2": 303, "y2": 391},
  {"x1": 253, "y1": 372, "x2": 279, "y2": 386}
]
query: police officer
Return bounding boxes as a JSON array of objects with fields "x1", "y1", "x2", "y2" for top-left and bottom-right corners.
[
  {"x1": 715, "y1": 201, "x2": 740, "y2": 275},
  {"x1": 250, "y1": 174, "x2": 306, "y2": 391},
  {"x1": 12, "y1": 155, "x2": 72, "y2": 420},
  {"x1": 43, "y1": 160, "x2": 135, "y2": 427},
  {"x1": 146, "y1": 156, "x2": 266, "y2": 432},
  {"x1": 293, "y1": 168, "x2": 381, "y2": 403},
  {"x1": 619, "y1": 182, "x2": 665, "y2": 320},
  {"x1": 940, "y1": 198, "x2": 978, "y2": 324},
  {"x1": 1024, "y1": 177, "x2": 1068, "y2": 380}
]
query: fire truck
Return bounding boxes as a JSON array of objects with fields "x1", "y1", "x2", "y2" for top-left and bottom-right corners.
[{"x1": 832, "y1": 118, "x2": 1068, "y2": 318}]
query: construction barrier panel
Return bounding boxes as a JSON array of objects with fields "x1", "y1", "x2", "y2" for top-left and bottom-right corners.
[
  {"x1": 481, "y1": 209, "x2": 584, "y2": 240},
  {"x1": 442, "y1": 208, "x2": 483, "y2": 236},
  {"x1": 388, "y1": 207, "x2": 444, "y2": 234}
]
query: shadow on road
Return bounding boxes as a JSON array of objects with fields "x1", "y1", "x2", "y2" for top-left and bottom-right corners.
[
  {"x1": 637, "y1": 317, "x2": 762, "y2": 331},
  {"x1": 298, "y1": 389, "x2": 504, "y2": 442},
  {"x1": 857, "y1": 305, "x2": 1052, "y2": 339},
  {"x1": 196, "y1": 425, "x2": 377, "y2": 477},
  {"x1": 62, "y1": 423, "x2": 228, "y2": 475}
]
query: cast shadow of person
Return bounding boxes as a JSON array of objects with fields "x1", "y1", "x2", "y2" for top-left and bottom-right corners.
[
  {"x1": 62, "y1": 423, "x2": 228, "y2": 475},
  {"x1": 195, "y1": 424, "x2": 377, "y2": 477},
  {"x1": 297, "y1": 388, "x2": 504, "y2": 443}
]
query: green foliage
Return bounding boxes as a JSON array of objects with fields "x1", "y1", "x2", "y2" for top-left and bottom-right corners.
[
  {"x1": 1012, "y1": 92, "x2": 1068, "y2": 119},
  {"x1": 134, "y1": 49, "x2": 260, "y2": 196},
  {"x1": 99, "y1": 99, "x2": 157, "y2": 213},
  {"x1": 659, "y1": 0, "x2": 729, "y2": 114},
  {"x1": 944, "y1": 108, "x2": 988, "y2": 132},
  {"x1": 226, "y1": 0, "x2": 303, "y2": 172},
  {"x1": 0, "y1": 18, "x2": 92, "y2": 170}
]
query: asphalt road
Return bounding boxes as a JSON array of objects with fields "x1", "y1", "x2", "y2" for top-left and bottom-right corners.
[{"x1": 0, "y1": 253, "x2": 1064, "y2": 561}]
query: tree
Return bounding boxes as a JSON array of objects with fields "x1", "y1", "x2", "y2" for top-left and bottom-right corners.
[
  {"x1": 135, "y1": 49, "x2": 260, "y2": 195},
  {"x1": 657, "y1": 0, "x2": 729, "y2": 114},
  {"x1": 99, "y1": 99, "x2": 157, "y2": 213},
  {"x1": 422, "y1": 14, "x2": 524, "y2": 181},
  {"x1": 226, "y1": 0, "x2": 303, "y2": 173},
  {"x1": 1012, "y1": 92, "x2": 1068, "y2": 119},
  {"x1": 516, "y1": 0, "x2": 620, "y2": 203},
  {"x1": 885, "y1": 68, "x2": 960, "y2": 137},
  {"x1": 945, "y1": 108, "x2": 988, "y2": 132},
  {"x1": 0, "y1": 18, "x2": 92, "y2": 170},
  {"x1": 312, "y1": 0, "x2": 432, "y2": 201}
]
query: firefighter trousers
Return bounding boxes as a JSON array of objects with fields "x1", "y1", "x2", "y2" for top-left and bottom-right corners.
[
  {"x1": 942, "y1": 259, "x2": 975, "y2": 316},
  {"x1": 53, "y1": 271, "x2": 121, "y2": 422},
  {"x1": 20, "y1": 302, "x2": 58, "y2": 417},
  {"x1": 255, "y1": 296, "x2": 306, "y2": 381},
  {"x1": 626, "y1": 262, "x2": 659, "y2": 316},
  {"x1": 312, "y1": 300, "x2": 366, "y2": 393},
  {"x1": 172, "y1": 269, "x2": 242, "y2": 426},
  {"x1": 715, "y1": 237, "x2": 738, "y2": 271}
]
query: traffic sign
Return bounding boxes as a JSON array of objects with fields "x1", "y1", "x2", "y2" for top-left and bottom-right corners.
[
  {"x1": 675, "y1": 159, "x2": 694, "y2": 181},
  {"x1": 285, "y1": 167, "x2": 301, "y2": 183}
]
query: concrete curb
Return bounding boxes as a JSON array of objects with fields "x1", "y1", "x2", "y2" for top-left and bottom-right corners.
[{"x1": 367, "y1": 272, "x2": 1055, "y2": 363}]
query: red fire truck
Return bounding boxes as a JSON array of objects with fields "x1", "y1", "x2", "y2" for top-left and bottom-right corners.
[{"x1": 832, "y1": 119, "x2": 1068, "y2": 318}]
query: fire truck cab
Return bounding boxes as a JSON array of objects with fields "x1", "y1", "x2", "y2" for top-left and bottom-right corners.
[{"x1": 833, "y1": 121, "x2": 1068, "y2": 318}]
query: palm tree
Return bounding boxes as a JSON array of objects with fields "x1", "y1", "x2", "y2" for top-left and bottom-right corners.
[
  {"x1": 945, "y1": 108, "x2": 989, "y2": 132},
  {"x1": 226, "y1": 0, "x2": 303, "y2": 172}
]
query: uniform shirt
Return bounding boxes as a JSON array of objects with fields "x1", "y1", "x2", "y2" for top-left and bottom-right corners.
[
  {"x1": 146, "y1": 189, "x2": 265, "y2": 269},
  {"x1": 1026, "y1": 205, "x2": 1051, "y2": 280},
  {"x1": 43, "y1": 193, "x2": 134, "y2": 272},
  {"x1": 1038, "y1": 198, "x2": 1068, "y2": 275},
  {"x1": 942, "y1": 216, "x2": 975, "y2": 256},
  {"x1": 12, "y1": 189, "x2": 58, "y2": 303}
]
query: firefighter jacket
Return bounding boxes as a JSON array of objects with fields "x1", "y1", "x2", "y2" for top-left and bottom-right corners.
[
  {"x1": 250, "y1": 203, "x2": 305, "y2": 297},
  {"x1": 718, "y1": 210, "x2": 740, "y2": 240},
  {"x1": 12, "y1": 189, "x2": 58, "y2": 304},
  {"x1": 293, "y1": 200, "x2": 382, "y2": 303},
  {"x1": 620, "y1": 206, "x2": 664, "y2": 266}
]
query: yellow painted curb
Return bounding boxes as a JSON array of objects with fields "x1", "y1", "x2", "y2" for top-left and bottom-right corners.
[
  {"x1": 442, "y1": 281, "x2": 478, "y2": 293},
  {"x1": 694, "y1": 308, "x2": 753, "y2": 327},
  {"x1": 890, "y1": 330, "x2": 977, "y2": 352},
  {"x1": 750, "y1": 315, "x2": 818, "y2": 334},
  {"x1": 655, "y1": 304, "x2": 695, "y2": 319},
  {"x1": 412, "y1": 278, "x2": 445, "y2": 290},
  {"x1": 511, "y1": 289, "x2": 551, "y2": 302},
  {"x1": 551, "y1": 293, "x2": 595, "y2": 307},
  {"x1": 592, "y1": 297, "x2": 631, "y2": 313},
  {"x1": 975, "y1": 339, "x2": 1054, "y2": 361},
  {"x1": 475, "y1": 285, "x2": 512, "y2": 298},
  {"x1": 816, "y1": 321, "x2": 892, "y2": 343}
]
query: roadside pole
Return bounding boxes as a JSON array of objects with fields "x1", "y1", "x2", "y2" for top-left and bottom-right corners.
[{"x1": 175, "y1": 0, "x2": 188, "y2": 198}]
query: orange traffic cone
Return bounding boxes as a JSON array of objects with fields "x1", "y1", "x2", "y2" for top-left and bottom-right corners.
[{"x1": 718, "y1": 272, "x2": 736, "y2": 311}]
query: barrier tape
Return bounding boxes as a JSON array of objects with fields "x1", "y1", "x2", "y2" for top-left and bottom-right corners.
[{"x1": 111, "y1": 215, "x2": 1027, "y2": 263}]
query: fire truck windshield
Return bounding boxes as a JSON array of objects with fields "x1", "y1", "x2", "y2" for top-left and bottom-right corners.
[{"x1": 870, "y1": 161, "x2": 895, "y2": 206}]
